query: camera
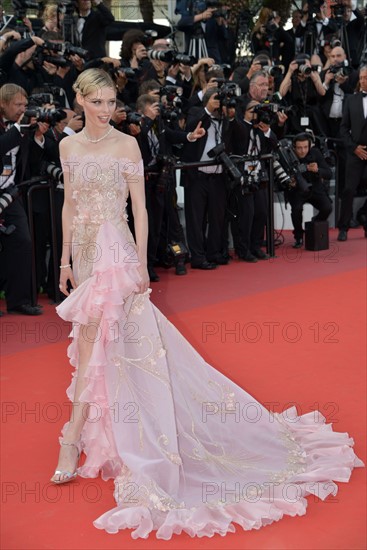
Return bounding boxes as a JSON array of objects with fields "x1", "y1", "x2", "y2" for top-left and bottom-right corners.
[
  {"x1": 214, "y1": 81, "x2": 241, "y2": 108},
  {"x1": 253, "y1": 103, "x2": 278, "y2": 125},
  {"x1": 148, "y1": 49, "x2": 197, "y2": 66},
  {"x1": 22, "y1": 107, "x2": 67, "y2": 126},
  {"x1": 141, "y1": 29, "x2": 158, "y2": 48},
  {"x1": 43, "y1": 41, "x2": 89, "y2": 60},
  {"x1": 126, "y1": 110, "x2": 143, "y2": 126},
  {"x1": 295, "y1": 62, "x2": 312, "y2": 76},
  {"x1": 261, "y1": 64, "x2": 284, "y2": 78},
  {"x1": 328, "y1": 60, "x2": 352, "y2": 77},
  {"x1": 306, "y1": 0, "x2": 325, "y2": 16},
  {"x1": 29, "y1": 93, "x2": 54, "y2": 106},
  {"x1": 40, "y1": 161, "x2": 64, "y2": 185},
  {"x1": 273, "y1": 139, "x2": 311, "y2": 195},
  {"x1": 265, "y1": 12, "x2": 278, "y2": 35},
  {"x1": 192, "y1": 0, "x2": 222, "y2": 14},
  {"x1": 0, "y1": 185, "x2": 19, "y2": 216},
  {"x1": 207, "y1": 143, "x2": 245, "y2": 188},
  {"x1": 159, "y1": 86, "x2": 183, "y2": 122}
]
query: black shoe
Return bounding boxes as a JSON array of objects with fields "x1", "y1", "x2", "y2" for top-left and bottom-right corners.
[
  {"x1": 293, "y1": 238, "x2": 303, "y2": 249},
  {"x1": 207, "y1": 256, "x2": 229, "y2": 265},
  {"x1": 240, "y1": 253, "x2": 258, "y2": 263},
  {"x1": 191, "y1": 261, "x2": 217, "y2": 270},
  {"x1": 7, "y1": 304, "x2": 43, "y2": 316},
  {"x1": 148, "y1": 266, "x2": 160, "y2": 282},
  {"x1": 175, "y1": 262, "x2": 187, "y2": 275},
  {"x1": 252, "y1": 249, "x2": 270, "y2": 260},
  {"x1": 364, "y1": 228, "x2": 367, "y2": 238},
  {"x1": 337, "y1": 230, "x2": 347, "y2": 242}
]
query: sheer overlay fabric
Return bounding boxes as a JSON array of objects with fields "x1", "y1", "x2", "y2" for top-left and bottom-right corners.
[{"x1": 56, "y1": 154, "x2": 363, "y2": 540}]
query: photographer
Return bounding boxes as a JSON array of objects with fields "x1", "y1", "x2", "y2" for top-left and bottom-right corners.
[
  {"x1": 279, "y1": 53, "x2": 326, "y2": 135},
  {"x1": 0, "y1": 34, "x2": 48, "y2": 94},
  {"x1": 251, "y1": 8, "x2": 293, "y2": 64},
  {"x1": 247, "y1": 71, "x2": 288, "y2": 139},
  {"x1": 297, "y1": 1, "x2": 338, "y2": 57},
  {"x1": 35, "y1": 31, "x2": 87, "y2": 108},
  {"x1": 341, "y1": 1, "x2": 365, "y2": 69},
  {"x1": 175, "y1": 0, "x2": 229, "y2": 63},
  {"x1": 226, "y1": 98, "x2": 278, "y2": 262},
  {"x1": 319, "y1": 45, "x2": 359, "y2": 195},
  {"x1": 182, "y1": 87, "x2": 230, "y2": 269},
  {"x1": 134, "y1": 93, "x2": 205, "y2": 280},
  {"x1": 75, "y1": 0, "x2": 114, "y2": 59},
  {"x1": 29, "y1": 105, "x2": 83, "y2": 299},
  {"x1": 286, "y1": 133, "x2": 332, "y2": 248},
  {"x1": 0, "y1": 83, "x2": 42, "y2": 315}
]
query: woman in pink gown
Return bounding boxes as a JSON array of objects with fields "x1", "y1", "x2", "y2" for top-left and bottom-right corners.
[{"x1": 51, "y1": 68, "x2": 363, "y2": 540}]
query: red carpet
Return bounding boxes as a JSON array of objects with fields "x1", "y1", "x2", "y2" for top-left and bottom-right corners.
[{"x1": 1, "y1": 230, "x2": 366, "y2": 549}]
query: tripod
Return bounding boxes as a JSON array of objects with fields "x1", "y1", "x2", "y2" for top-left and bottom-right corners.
[{"x1": 188, "y1": 25, "x2": 208, "y2": 59}]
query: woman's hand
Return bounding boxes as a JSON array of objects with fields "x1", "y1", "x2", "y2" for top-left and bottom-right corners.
[
  {"x1": 59, "y1": 266, "x2": 77, "y2": 296},
  {"x1": 137, "y1": 264, "x2": 150, "y2": 294}
]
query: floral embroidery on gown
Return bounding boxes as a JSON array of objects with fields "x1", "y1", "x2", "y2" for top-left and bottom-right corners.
[{"x1": 56, "y1": 154, "x2": 363, "y2": 540}]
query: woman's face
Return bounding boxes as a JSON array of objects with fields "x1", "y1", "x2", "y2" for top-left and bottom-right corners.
[{"x1": 79, "y1": 85, "x2": 116, "y2": 128}]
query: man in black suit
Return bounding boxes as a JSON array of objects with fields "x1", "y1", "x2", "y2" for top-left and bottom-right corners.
[
  {"x1": 182, "y1": 88, "x2": 230, "y2": 269},
  {"x1": 296, "y1": 1, "x2": 338, "y2": 58},
  {"x1": 337, "y1": 66, "x2": 367, "y2": 241},
  {"x1": 226, "y1": 99, "x2": 278, "y2": 261},
  {"x1": 134, "y1": 94, "x2": 205, "y2": 280},
  {"x1": 75, "y1": 0, "x2": 114, "y2": 59},
  {"x1": 0, "y1": 84, "x2": 42, "y2": 315}
]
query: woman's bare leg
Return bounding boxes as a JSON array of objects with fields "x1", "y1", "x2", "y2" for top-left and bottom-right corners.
[{"x1": 51, "y1": 319, "x2": 100, "y2": 482}]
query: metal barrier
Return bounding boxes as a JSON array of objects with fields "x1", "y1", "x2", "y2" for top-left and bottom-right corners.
[{"x1": 26, "y1": 180, "x2": 61, "y2": 306}]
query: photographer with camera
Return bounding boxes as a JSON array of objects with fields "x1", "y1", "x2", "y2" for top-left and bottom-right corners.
[
  {"x1": 251, "y1": 8, "x2": 293, "y2": 66},
  {"x1": 0, "y1": 34, "x2": 48, "y2": 94},
  {"x1": 297, "y1": 1, "x2": 338, "y2": 57},
  {"x1": 226, "y1": 98, "x2": 278, "y2": 262},
  {"x1": 318, "y1": 45, "x2": 359, "y2": 196},
  {"x1": 286, "y1": 133, "x2": 332, "y2": 248},
  {"x1": 340, "y1": 1, "x2": 365, "y2": 69},
  {"x1": 247, "y1": 71, "x2": 288, "y2": 139},
  {"x1": 133, "y1": 92, "x2": 205, "y2": 280},
  {"x1": 337, "y1": 65, "x2": 367, "y2": 241},
  {"x1": 181, "y1": 87, "x2": 232, "y2": 269},
  {"x1": 175, "y1": 0, "x2": 229, "y2": 63},
  {"x1": 28, "y1": 104, "x2": 83, "y2": 300},
  {"x1": 279, "y1": 53, "x2": 326, "y2": 135},
  {"x1": 0, "y1": 83, "x2": 43, "y2": 315}
]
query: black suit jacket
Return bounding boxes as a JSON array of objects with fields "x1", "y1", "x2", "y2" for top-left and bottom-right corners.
[
  {"x1": 78, "y1": 4, "x2": 114, "y2": 58},
  {"x1": 182, "y1": 107, "x2": 228, "y2": 163},
  {"x1": 340, "y1": 92, "x2": 367, "y2": 153},
  {"x1": 0, "y1": 124, "x2": 29, "y2": 186},
  {"x1": 225, "y1": 117, "x2": 278, "y2": 162}
]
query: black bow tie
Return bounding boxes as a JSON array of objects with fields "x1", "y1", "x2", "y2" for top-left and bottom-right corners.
[
  {"x1": 362, "y1": 92, "x2": 367, "y2": 98},
  {"x1": 2, "y1": 120, "x2": 14, "y2": 129}
]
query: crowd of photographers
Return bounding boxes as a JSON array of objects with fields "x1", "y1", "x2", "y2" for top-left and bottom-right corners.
[{"x1": 0, "y1": 0, "x2": 366, "y2": 315}]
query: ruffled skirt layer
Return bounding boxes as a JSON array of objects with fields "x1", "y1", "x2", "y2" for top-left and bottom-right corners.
[{"x1": 56, "y1": 221, "x2": 364, "y2": 539}]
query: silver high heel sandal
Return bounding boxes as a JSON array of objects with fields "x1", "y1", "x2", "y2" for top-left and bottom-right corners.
[{"x1": 51, "y1": 440, "x2": 80, "y2": 484}]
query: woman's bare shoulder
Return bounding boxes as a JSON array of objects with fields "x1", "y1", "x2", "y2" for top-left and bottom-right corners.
[{"x1": 59, "y1": 133, "x2": 83, "y2": 155}]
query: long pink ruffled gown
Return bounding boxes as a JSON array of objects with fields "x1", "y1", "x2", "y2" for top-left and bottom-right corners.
[{"x1": 56, "y1": 153, "x2": 363, "y2": 540}]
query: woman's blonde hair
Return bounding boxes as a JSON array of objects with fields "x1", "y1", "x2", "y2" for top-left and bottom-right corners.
[
  {"x1": 42, "y1": 4, "x2": 58, "y2": 23},
  {"x1": 73, "y1": 68, "x2": 116, "y2": 97},
  {"x1": 251, "y1": 7, "x2": 274, "y2": 36}
]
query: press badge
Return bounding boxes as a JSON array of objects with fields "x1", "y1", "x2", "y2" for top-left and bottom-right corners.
[
  {"x1": 1, "y1": 154, "x2": 13, "y2": 177},
  {"x1": 300, "y1": 117, "x2": 309, "y2": 126}
]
